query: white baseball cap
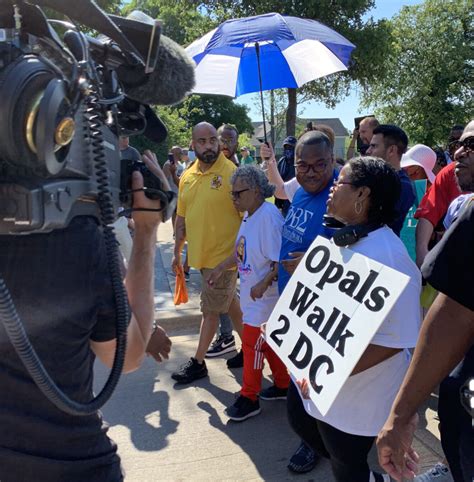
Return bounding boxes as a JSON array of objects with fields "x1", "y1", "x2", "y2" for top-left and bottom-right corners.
[{"x1": 401, "y1": 144, "x2": 436, "y2": 183}]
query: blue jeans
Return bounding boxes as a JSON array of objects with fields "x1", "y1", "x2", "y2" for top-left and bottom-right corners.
[{"x1": 219, "y1": 313, "x2": 233, "y2": 338}]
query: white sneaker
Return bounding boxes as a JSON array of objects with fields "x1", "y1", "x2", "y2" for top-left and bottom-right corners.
[{"x1": 414, "y1": 463, "x2": 454, "y2": 482}]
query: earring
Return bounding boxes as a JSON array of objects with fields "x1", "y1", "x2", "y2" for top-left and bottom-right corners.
[{"x1": 354, "y1": 201, "x2": 362, "y2": 215}]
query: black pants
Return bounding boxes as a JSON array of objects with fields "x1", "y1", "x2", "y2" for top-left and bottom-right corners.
[
  {"x1": 287, "y1": 381, "x2": 380, "y2": 482},
  {"x1": 438, "y1": 346, "x2": 474, "y2": 482}
]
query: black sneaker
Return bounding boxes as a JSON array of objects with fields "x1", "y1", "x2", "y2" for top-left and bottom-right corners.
[
  {"x1": 259, "y1": 384, "x2": 288, "y2": 400},
  {"x1": 288, "y1": 441, "x2": 317, "y2": 473},
  {"x1": 171, "y1": 358, "x2": 208, "y2": 384},
  {"x1": 226, "y1": 395, "x2": 261, "y2": 422},
  {"x1": 205, "y1": 335, "x2": 236, "y2": 358},
  {"x1": 226, "y1": 349, "x2": 243, "y2": 368}
]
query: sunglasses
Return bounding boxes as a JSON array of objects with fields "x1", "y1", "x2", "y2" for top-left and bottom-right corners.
[
  {"x1": 230, "y1": 188, "x2": 250, "y2": 199},
  {"x1": 458, "y1": 136, "x2": 474, "y2": 152}
]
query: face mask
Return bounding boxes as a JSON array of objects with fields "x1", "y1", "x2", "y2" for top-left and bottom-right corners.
[
  {"x1": 188, "y1": 150, "x2": 196, "y2": 162},
  {"x1": 284, "y1": 148, "x2": 294, "y2": 160}
]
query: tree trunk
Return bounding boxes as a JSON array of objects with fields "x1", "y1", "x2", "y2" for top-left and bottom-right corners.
[
  {"x1": 270, "y1": 90, "x2": 276, "y2": 146},
  {"x1": 286, "y1": 88, "x2": 297, "y2": 136}
]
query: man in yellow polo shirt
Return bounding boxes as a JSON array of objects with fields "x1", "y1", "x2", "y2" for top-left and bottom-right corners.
[{"x1": 171, "y1": 122, "x2": 244, "y2": 384}]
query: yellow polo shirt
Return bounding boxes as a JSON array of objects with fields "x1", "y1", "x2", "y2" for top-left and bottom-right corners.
[{"x1": 177, "y1": 153, "x2": 241, "y2": 269}]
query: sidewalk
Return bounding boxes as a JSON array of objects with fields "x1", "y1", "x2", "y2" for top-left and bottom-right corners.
[{"x1": 95, "y1": 218, "x2": 446, "y2": 481}]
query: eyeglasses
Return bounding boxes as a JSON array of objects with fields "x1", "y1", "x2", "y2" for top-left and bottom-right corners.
[
  {"x1": 333, "y1": 180, "x2": 356, "y2": 188},
  {"x1": 230, "y1": 188, "x2": 250, "y2": 199},
  {"x1": 294, "y1": 161, "x2": 331, "y2": 173},
  {"x1": 219, "y1": 136, "x2": 237, "y2": 146}
]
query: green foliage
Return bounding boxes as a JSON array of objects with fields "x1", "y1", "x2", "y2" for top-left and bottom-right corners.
[
  {"x1": 238, "y1": 133, "x2": 254, "y2": 152},
  {"x1": 120, "y1": 1, "x2": 253, "y2": 152},
  {"x1": 361, "y1": 0, "x2": 473, "y2": 146},
  {"x1": 179, "y1": 95, "x2": 254, "y2": 134},
  {"x1": 129, "y1": 106, "x2": 191, "y2": 163},
  {"x1": 122, "y1": 0, "x2": 216, "y2": 44}
]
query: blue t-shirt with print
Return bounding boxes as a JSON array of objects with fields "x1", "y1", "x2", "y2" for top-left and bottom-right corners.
[{"x1": 278, "y1": 171, "x2": 337, "y2": 293}]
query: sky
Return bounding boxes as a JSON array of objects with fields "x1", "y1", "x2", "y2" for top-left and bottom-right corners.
[{"x1": 235, "y1": 0, "x2": 425, "y2": 131}]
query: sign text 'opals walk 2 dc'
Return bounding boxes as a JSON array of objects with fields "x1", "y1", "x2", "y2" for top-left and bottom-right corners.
[{"x1": 265, "y1": 236, "x2": 410, "y2": 415}]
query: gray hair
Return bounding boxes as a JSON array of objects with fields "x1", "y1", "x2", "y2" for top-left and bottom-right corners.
[{"x1": 231, "y1": 165, "x2": 276, "y2": 198}]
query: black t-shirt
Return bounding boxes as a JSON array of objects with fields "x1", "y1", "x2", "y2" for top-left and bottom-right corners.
[
  {"x1": 0, "y1": 217, "x2": 123, "y2": 482},
  {"x1": 422, "y1": 198, "x2": 474, "y2": 311}
]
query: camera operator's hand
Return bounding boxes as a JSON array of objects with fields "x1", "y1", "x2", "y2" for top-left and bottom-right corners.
[
  {"x1": 146, "y1": 324, "x2": 172, "y2": 362},
  {"x1": 142, "y1": 150, "x2": 171, "y2": 192},
  {"x1": 130, "y1": 171, "x2": 163, "y2": 228}
]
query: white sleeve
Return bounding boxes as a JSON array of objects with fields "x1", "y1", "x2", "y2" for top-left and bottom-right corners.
[
  {"x1": 260, "y1": 206, "x2": 284, "y2": 262},
  {"x1": 283, "y1": 178, "x2": 300, "y2": 202}
]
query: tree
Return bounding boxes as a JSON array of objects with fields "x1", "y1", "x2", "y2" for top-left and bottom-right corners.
[
  {"x1": 121, "y1": 1, "x2": 253, "y2": 155},
  {"x1": 199, "y1": 0, "x2": 392, "y2": 136},
  {"x1": 361, "y1": 0, "x2": 473, "y2": 146},
  {"x1": 122, "y1": 0, "x2": 215, "y2": 45},
  {"x1": 180, "y1": 95, "x2": 254, "y2": 134}
]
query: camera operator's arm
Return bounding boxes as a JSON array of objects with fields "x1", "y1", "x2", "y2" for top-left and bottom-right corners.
[{"x1": 91, "y1": 168, "x2": 168, "y2": 372}]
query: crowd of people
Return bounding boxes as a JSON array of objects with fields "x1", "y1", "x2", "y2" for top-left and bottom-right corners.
[
  {"x1": 156, "y1": 117, "x2": 472, "y2": 482},
  {"x1": 1, "y1": 113, "x2": 471, "y2": 482}
]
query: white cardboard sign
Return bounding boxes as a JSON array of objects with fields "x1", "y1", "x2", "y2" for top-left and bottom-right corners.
[{"x1": 265, "y1": 236, "x2": 410, "y2": 416}]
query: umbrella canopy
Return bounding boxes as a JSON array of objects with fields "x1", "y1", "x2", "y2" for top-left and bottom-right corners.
[{"x1": 186, "y1": 12, "x2": 355, "y2": 98}]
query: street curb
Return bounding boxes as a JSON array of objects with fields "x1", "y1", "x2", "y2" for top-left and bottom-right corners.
[{"x1": 154, "y1": 308, "x2": 201, "y2": 333}]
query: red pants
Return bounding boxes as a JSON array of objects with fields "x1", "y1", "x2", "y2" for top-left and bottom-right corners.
[{"x1": 241, "y1": 323, "x2": 290, "y2": 401}]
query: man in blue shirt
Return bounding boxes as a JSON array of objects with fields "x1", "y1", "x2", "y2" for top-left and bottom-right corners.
[
  {"x1": 260, "y1": 130, "x2": 337, "y2": 473},
  {"x1": 366, "y1": 124, "x2": 416, "y2": 236}
]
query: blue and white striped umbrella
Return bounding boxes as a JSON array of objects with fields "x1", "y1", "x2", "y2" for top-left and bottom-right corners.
[{"x1": 186, "y1": 12, "x2": 356, "y2": 98}]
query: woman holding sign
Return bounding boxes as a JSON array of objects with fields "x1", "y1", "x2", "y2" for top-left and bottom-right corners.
[
  {"x1": 287, "y1": 157, "x2": 421, "y2": 482},
  {"x1": 208, "y1": 165, "x2": 290, "y2": 422}
]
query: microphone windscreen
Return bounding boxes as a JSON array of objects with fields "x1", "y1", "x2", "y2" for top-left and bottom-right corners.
[{"x1": 119, "y1": 35, "x2": 196, "y2": 106}]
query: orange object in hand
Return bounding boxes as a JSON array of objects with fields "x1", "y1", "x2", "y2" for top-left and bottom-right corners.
[{"x1": 174, "y1": 266, "x2": 189, "y2": 305}]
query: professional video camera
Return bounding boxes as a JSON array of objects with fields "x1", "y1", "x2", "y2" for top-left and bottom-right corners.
[
  {"x1": 0, "y1": 0, "x2": 194, "y2": 415},
  {"x1": 0, "y1": 0, "x2": 195, "y2": 234}
]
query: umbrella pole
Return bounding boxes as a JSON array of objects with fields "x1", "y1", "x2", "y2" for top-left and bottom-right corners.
[{"x1": 255, "y1": 42, "x2": 268, "y2": 144}]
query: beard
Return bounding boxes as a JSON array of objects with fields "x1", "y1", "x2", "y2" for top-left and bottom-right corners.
[
  {"x1": 457, "y1": 176, "x2": 474, "y2": 192},
  {"x1": 197, "y1": 150, "x2": 219, "y2": 164}
]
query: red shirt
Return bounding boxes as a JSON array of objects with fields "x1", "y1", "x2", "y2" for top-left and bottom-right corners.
[{"x1": 414, "y1": 163, "x2": 462, "y2": 226}]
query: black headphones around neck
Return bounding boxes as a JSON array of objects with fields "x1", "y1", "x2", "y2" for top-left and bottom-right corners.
[{"x1": 323, "y1": 215, "x2": 383, "y2": 247}]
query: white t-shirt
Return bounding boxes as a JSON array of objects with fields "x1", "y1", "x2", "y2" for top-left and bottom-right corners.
[
  {"x1": 283, "y1": 177, "x2": 300, "y2": 202},
  {"x1": 298, "y1": 226, "x2": 422, "y2": 436},
  {"x1": 444, "y1": 193, "x2": 474, "y2": 229},
  {"x1": 235, "y1": 202, "x2": 284, "y2": 327}
]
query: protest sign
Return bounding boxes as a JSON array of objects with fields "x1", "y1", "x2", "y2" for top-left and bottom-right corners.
[{"x1": 265, "y1": 236, "x2": 410, "y2": 416}]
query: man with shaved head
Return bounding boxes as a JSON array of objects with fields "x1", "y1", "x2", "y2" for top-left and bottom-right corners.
[
  {"x1": 171, "y1": 122, "x2": 243, "y2": 384},
  {"x1": 346, "y1": 116, "x2": 380, "y2": 159}
]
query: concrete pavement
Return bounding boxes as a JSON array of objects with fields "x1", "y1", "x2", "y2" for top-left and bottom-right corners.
[{"x1": 95, "y1": 218, "x2": 446, "y2": 481}]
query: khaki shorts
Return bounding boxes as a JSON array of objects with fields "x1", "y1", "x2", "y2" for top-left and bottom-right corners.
[{"x1": 200, "y1": 268, "x2": 237, "y2": 314}]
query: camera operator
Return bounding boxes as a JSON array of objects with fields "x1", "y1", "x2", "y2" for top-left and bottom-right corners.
[{"x1": 0, "y1": 152, "x2": 171, "y2": 482}]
